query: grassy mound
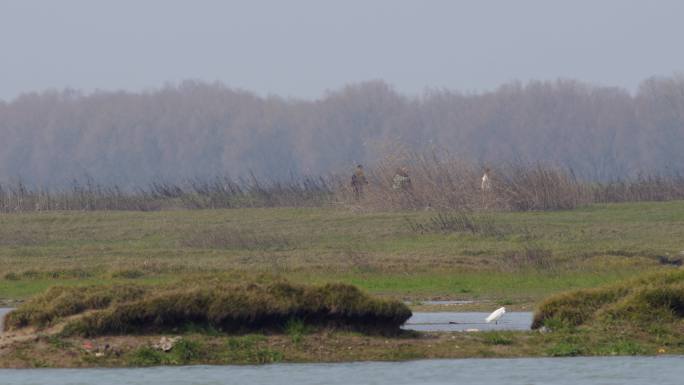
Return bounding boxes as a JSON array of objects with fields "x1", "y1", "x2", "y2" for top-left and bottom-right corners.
[
  {"x1": 5, "y1": 285, "x2": 148, "y2": 329},
  {"x1": 532, "y1": 270, "x2": 684, "y2": 330},
  {"x1": 5, "y1": 281, "x2": 412, "y2": 336}
]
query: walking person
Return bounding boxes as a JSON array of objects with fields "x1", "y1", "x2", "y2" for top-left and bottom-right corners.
[
  {"x1": 481, "y1": 167, "x2": 492, "y2": 208},
  {"x1": 351, "y1": 164, "x2": 368, "y2": 200}
]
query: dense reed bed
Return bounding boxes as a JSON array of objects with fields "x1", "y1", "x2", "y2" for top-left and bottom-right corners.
[{"x1": 1, "y1": 156, "x2": 683, "y2": 213}]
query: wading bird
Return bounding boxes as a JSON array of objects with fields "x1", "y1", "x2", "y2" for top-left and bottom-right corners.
[{"x1": 485, "y1": 306, "x2": 506, "y2": 324}]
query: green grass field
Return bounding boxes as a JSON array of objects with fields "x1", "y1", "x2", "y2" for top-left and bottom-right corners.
[{"x1": 1, "y1": 201, "x2": 683, "y2": 306}]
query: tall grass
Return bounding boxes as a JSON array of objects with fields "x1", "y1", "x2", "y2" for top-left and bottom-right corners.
[
  {"x1": 0, "y1": 176, "x2": 335, "y2": 212},
  {"x1": 341, "y1": 153, "x2": 684, "y2": 211},
  {"x1": 591, "y1": 174, "x2": 684, "y2": 203},
  {"x1": 1, "y1": 156, "x2": 684, "y2": 213}
]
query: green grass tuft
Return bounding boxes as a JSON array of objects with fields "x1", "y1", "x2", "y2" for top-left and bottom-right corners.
[
  {"x1": 547, "y1": 341, "x2": 584, "y2": 357},
  {"x1": 482, "y1": 332, "x2": 514, "y2": 345}
]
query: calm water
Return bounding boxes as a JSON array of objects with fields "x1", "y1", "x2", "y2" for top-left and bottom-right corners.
[
  {"x1": 404, "y1": 312, "x2": 532, "y2": 332},
  {"x1": 1, "y1": 357, "x2": 683, "y2": 385}
]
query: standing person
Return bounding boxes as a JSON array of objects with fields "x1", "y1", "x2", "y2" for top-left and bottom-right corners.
[
  {"x1": 392, "y1": 167, "x2": 412, "y2": 191},
  {"x1": 351, "y1": 164, "x2": 368, "y2": 200},
  {"x1": 481, "y1": 167, "x2": 492, "y2": 208}
]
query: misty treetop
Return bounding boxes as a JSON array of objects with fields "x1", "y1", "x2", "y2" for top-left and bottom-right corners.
[{"x1": 1, "y1": 75, "x2": 683, "y2": 186}]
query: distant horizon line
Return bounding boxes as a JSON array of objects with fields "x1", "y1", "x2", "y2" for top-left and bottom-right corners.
[{"x1": 3, "y1": 73, "x2": 683, "y2": 104}]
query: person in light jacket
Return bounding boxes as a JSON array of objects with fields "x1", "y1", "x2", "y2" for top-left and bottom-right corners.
[
  {"x1": 481, "y1": 167, "x2": 492, "y2": 208},
  {"x1": 392, "y1": 167, "x2": 412, "y2": 191}
]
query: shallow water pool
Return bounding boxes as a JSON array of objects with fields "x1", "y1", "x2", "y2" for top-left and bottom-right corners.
[{"x1": 404, "y1": 312, "x2": 532, "y2": 332}]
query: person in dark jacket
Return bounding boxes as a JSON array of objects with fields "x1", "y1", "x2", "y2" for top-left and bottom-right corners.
[{"x1": 351, "y1": 164, "x2": 368, "y2": 200}]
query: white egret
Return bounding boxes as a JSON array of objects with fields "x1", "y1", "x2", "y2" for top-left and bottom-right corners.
[{"x1": 485, "y1": 306, "x2": 506, "y2": 324}]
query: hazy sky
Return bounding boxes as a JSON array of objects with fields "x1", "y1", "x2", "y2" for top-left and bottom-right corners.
[{"x1": 1, "y1": 0, "x2": 683, "y2": 101}]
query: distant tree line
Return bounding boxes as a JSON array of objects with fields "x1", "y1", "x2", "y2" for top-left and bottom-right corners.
[{"x1": 1, "y1": 75, "x2": 683, "y2": 186}]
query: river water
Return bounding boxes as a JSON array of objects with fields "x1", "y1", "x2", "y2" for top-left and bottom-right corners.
[{"x1": 1, "y1": 356, "x2": 683, "y2": 385}]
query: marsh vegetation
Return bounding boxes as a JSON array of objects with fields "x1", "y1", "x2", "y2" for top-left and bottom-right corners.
[{"x1": 2, "y1": 158, "x2": 684, "y2": 213}]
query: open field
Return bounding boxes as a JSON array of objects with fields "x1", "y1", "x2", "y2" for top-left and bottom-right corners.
[
  {"x1": 1, "y1": 201, "x2": 683, "y2": 307},
  {"x1": 1, "y1": 201, "x2": 684, "y2": 367}
]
